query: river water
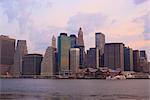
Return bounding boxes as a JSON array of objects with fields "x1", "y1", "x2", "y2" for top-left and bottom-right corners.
[{"x1": 0, "y1": 79, "x2": 150, "y2": 100}]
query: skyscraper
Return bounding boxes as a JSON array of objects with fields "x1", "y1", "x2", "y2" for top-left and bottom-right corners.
[
  {"x1": 76, "y1": 27, "x2": 85, "y2": 68},
  {"x1": 70, "y1": 34, "x2": 77, "y2": 48},
  {"x1": 95, "y1": 32, "x2": 105, "y2": 53},
  {"x1": 41, "y1": 36, "x2": 57, "y2": 76},
  {"x1": 0, "y1": 35, "x2": 15, "y2": 75},
  {"x1": 140, "y1": 50, "x2": 147, "y2": 61},
  {"x1": 52, "y1": 35, "x2": 56, "y2": 48},
  {"x1": 58, "y1": 33, "x2": 71, "y2": 74},
  {"x1": 124, "y1": 47, "x2": 133, "y2": 71},
  {"x1": 77, "y1": 27, "x2": 84, "y2": 46},
  {"x1": 139, "y1": 50, "x2": 148, "y2": 73},
  {"x1": 104, "y1": 43, "x2": 124, "y2": 71},
  {"x1": 69, "y1": 48, "x2": 80, "y2": 74},
  {"x1": 133, "y1": 50, "x2": 140, "y2": 72},
  {"x1": 95, "y1": 32, "x2": 105, "y2": 67},
  {"x1": 41, "y1": 46, "x2": 56, "y2": 76},
  {"x1": 86, "y1": 48, "x2": 99, "y2": 68},
  {"x1": 22, "y1": 54, "x2": 43, "y2": 76},
  {"x1": 11, "y1": 40, "x2": 28, "y2": 76}
]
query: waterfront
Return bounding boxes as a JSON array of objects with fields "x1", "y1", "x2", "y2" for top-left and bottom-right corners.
[{"x1": 0, "y1": 79, "x2": 150, "y2": 100}]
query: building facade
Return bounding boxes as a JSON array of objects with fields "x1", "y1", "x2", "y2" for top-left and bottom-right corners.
[
  {"x1": 133, "y1": 50, "x2": 140, "y2": 72},
  {"x1": 124, "y1": 47, "x2": 133, "y2": 71},
  {"x1": 95, "y1": 32, "x2": 105, "y2": 67},
  {"x1": 75, "y1": 27, "x2": 85, "y2": 69},
  {"x1": 69, "y1": 48, "x2": 80, "y2": 74},
  {"x1": 70, "y1": 34, "x2": 77, "y2": 48},
  {"x1": 77, "y1": 27, "x2": 84, "y2": 46},
  {"x1": 86, "y1": 48, "x2": 99, "y2": 69},
  {"x1": 0, "y1": 35, "x2": 15, "y2": 75},
  {"x1": 104, "y1": 43, "x2": 124, "y2": 71},
  {"x1": 12, "y1": 40, "x2": 28, "y2": 76},
  {"x1": 41, "y1": 46, "x2": 57, "y2": 76},
  {"x1": 58, "y1": 33, "x2": 71, "y2": 74},
  {"x1": 139, "y1": 50, "x2": 148, "y2": 73},
  {"x1": 22, "y1": 54, "x2": 43, "y2": 75}
]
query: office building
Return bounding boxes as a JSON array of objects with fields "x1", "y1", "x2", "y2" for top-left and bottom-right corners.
[
  {"x1": 133, "y1": 50, "x2": 140, "y2": 72},
  {"x1": 41, "y1": 46, "x2": 57, "y2": 76},
  {"x1": 58, "y1": 33, "x2": 71, "y2": 74},
  {"x1": 104, "y1": 43, "x2": 124, "y2": 71},
  {"x1": 74, "y1": 45, "x2": 85, "y2": 69},
  {"x1": 70, "y1": 34, "x2": 77, "y2": 48},
  {"x1": 11, "y1": 40, "x2": 28, "y2": 76},
  {"x1": 69, "y1": 48, "x2": 80, "y2": 74},
  {"x1": 0, "y1": 35, "x2": 15, "y2": 75},
  {"x1": 124, "y1": 47, "x2": 133, "y2": 71},
  {"x1": 86, "y1": 48, "x2": 99, "y2": 68},
  {"x1": 95, "y1": 32, "x2": 105, "y2": 67},
  {"x1": 22, "y1": 54, "x2": 43, "y2": 75},
  {"x1": 140, "y1": 50, "x2": 148, "y2": 73}
]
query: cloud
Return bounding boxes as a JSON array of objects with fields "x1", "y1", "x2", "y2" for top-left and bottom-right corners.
[
  {"x1": 0, "y1": 0, "x2": 149, "y2": 60},
  {"x1": 133, "y1": 11, "x2": 150, "y2": 40},
  {"x1": 0, "y1": 0, "x2": 52, "y2": 34},
  {"x1": 143, "y1": 12, "x2": 150, "y2": 40},
  {"x1": 66, "y1": 12, "x2": 114, "y2": 35},
  {"x1": 133, "y1": 0, "x2": 148, "y2": 5},
  {"x1": 0, "y1": 0, "x2": 53, "y2": 54}
]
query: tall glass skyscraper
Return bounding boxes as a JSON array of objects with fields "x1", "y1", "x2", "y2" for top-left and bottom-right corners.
[
  {"x1": 58, "y1": 33, "x2": 71, "y2": 74},
  {"x1": 95, "y1": 32, "x2": 105, "y2": 67}
]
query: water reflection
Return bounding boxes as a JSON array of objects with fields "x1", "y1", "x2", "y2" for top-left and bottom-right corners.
[
  {"x1": 0, "y1": 93, "x2": 149, "y2": 100},
  {"x1": 0, "y1": 79, "x2": 149, "y2": 100}
]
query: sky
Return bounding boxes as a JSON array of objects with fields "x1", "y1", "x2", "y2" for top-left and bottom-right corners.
[{"x1": 0, "y1": 0, "x2": 150, "y2": 61}]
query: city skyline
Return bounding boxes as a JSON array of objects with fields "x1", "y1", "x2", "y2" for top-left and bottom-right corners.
[{"x1": 0, "y1": 0, "x2": 149, "y2": 60}]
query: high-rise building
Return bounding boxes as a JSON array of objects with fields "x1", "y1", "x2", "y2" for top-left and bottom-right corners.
[
  {"x1": 69, "y1": 48, "x2": 80, "y2": 74},
  {"x1": 41, "y1": 36, "x2": 57, "y2": 76},
  {"x1": 58, "y1": 33, "x2": 71, "y2": 74},
  {"x1": 139, "y1": 50, "x2": 148, "y2": 73},
  {"x1": 11, "y1": 40, "x2": 28, "y2": 76},
  {"x1": 104, "y1": 43, "x2": 124, "y2": 71},
  {"x1": 70, "y1": 34, "x2": 77, "y2": 48},
  {"x1": 124, "y1": 47, "x2": 133, "y2": 71},
  {"x1": 74, "y1": 45, "x2": 85, "y2": 69},
  {"x1": 52, "y1": 35, "x2": 56, "y2": 48},
  {"x1": 86, "y1": 48, "x2": 99, "y2": 68},
  {"x1": 140, "y1": 50, "x2": 147, "y2": 61},
  {"x1": 0, "y1": 35, "x2": 15, "y2": 75},
  {"x1": 133, "y1": 50, "x2": 140, "y2": 72},
  {"x1": 95, "y1": 32, "x2": 105, "y2": 67},
  {"x1": 76, "y1": 27, "x2": 85, "y2": 69},
  {"x1": 22, "y1": 54, "x2": 43, "y2": 75},
  {"x1": 77, "y1": 27, "x2": 84, "y2": 46},
  {"x1": 41, "y1": 46, "x2": 57, "y2": 76}
]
